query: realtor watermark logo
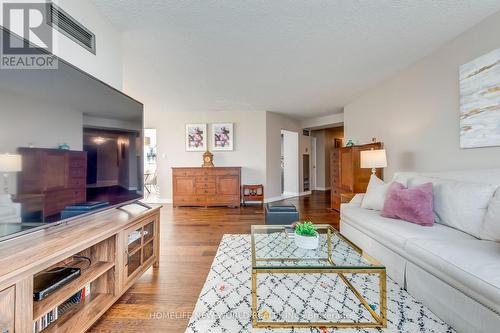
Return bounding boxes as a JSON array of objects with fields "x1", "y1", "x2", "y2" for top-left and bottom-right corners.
[{"x1": 1, "y1": 1, "x2": 58, "y2": 69}]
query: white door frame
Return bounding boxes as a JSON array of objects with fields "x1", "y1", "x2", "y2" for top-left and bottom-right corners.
[
  {"x1": 281, "y1": 130, "x2": 299, "y2": 197},
  {"x1": 311, "y1": 136, "x2": 317, "y2": 191}
]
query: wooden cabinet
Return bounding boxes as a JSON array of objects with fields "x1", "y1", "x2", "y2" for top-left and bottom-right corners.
[
  {"x1": 0, "y1": 206, "x2": 161, "y2": 333},
  {"x1": 172, "y1": 167, "x2": 241, "y2": 207},
  {"x1": 123, "y1": 216, "x2": 159, "y2": 287},
  {"x1": 18, "y1": 148, "x2": 87, "y2": 219},
  {"x1": 0, "y1": 286, "x2": 15, "y2": 333},
  {"x1": 330, "y1": 142, "x2": 382, "y2": 211}
]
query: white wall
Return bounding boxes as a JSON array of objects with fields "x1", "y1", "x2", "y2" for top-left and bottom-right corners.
[
  {"x1": 146, "y1": 110, "x2": 267, "y2": 201},
  {"x1": 282, "y1": 130, "x2": 299, "y2": 195},
  {"x1": 0, "y1": 91, "x2": 83, "y2": 153},
  {"x1": 301, "y1": 113, "x2": 344, "y2": 130},
  {"x1": 344, "y1": 10, "x2": 500, "y2": 179},
  {"x1": 0, "y1": 0, "x2": 123, "y2": 90}
]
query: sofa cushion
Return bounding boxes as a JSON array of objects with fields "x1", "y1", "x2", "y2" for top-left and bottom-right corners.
[
  {"x1": 405, "y1": 239, "x2": 500, "y2": 313},
  {"x1": 341, "y1": 205, "x2": 475, "y2": 254},
  {"x1": 481, "y1": 189, "x2": 500, "y2": 241},
  {"x1": 408, "y1": 176, "x2": 497, "y2": 238},
  {"x1": 382, "y1": 182, "x2": 434, "y2": 226},
  {"x1": 361, "y1": 175, "x2": 390, "y2": 211}
]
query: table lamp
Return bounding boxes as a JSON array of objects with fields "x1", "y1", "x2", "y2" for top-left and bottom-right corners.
[
  {"x1": 360, "y1": 149, "x2": 387, "y2": 175},
  {"x1": 0, "y1": 154, "x2": 22, "y2": 197}
]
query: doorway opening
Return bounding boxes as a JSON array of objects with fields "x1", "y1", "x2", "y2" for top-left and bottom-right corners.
[
  {"x1": 143, "y1": 128, "x2": 158, "y2": 202},
  {"x1": 309, "y1": 126, "x2": 344, "y2": 192},
  {"x1": 310, "y1": 136, "x2": 317, "y2": 191},
  {"x1": 280, "y1": 130, "x2": 299, "y2": 197}
]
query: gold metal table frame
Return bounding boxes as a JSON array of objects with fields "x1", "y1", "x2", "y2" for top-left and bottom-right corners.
[{"x1": 250, "y1": 225, "x2": 387, "y2": 329}]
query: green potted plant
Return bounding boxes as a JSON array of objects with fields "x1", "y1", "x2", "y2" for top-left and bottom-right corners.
[{"x1": 293, "y1": 221, "x2": 319, "y2": 249}]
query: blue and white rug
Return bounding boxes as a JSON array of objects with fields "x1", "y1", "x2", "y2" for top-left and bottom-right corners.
[{"x1": 185, "y1": 235, "x2": 455, "y2": 333}]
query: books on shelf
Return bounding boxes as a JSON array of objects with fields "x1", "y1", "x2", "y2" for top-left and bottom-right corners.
[
  {"x1": 33, "y1": 308, "x2": 58, "y2": 333},
  {"x1": 33, "y1": 282, "x2": 91, "y2": 333}
]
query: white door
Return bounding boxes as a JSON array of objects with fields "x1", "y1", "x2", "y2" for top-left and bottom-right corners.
[{"x1": 311, "y1": 137, "x2": 317, "y2": 191}]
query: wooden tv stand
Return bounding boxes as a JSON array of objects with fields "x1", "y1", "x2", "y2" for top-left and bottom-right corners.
[{"x1": 0, "y1": 204, "x2": 161, "y2": 333}]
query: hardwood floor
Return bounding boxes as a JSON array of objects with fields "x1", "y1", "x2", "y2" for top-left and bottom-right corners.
[{"x1": 89, "y1": 190, "x2": 338, "y2": 332}]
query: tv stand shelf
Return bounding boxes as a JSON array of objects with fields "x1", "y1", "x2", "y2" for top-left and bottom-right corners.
[
  {"x1": 0, "y1": 205, "x2": 161, "y2": 333},
  {"x1": 43, "y1": 293, "x2": 115, "y2": 333},
  {"x1": 33, "y1": 261, "x2": 114, "y2": 321}
]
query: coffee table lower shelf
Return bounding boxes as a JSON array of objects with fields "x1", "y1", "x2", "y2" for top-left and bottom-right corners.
[{"x1": 251, "y1": 267, "x2": 387, "y2": 329}]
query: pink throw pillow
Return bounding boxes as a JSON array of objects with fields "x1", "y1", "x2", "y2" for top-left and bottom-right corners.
[{"x1": 381, "y1": 182, "x2": 434, "y2": 226}]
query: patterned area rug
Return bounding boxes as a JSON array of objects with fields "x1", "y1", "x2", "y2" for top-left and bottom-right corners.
[{"x1": 185, "y1": 235, "x2": 455, "y2": 333}]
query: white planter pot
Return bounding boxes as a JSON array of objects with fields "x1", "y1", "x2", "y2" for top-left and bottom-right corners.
[{"x1": 294, "y1": 232, "x2": 319, "y2": 249}]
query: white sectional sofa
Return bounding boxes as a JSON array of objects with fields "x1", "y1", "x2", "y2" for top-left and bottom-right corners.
[{"x1": 340, "y1": 169, "x2": 500, "y2": 333}]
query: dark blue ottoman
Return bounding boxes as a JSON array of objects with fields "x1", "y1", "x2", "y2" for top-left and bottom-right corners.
[{"x1": 265, "y1": 203, "x2": 299, "y2": 225}]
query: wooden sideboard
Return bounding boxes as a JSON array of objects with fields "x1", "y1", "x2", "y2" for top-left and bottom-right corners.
[
  {"x1": 0, "y1": 205, "x2": 161, "y2": 333},
  {"x1": 330, "y1": 142, "x2": 382, "y2": 211},
  {"x1": 172, "y1": 167, "x2": 241, "y2": 207},
  {"x1": 18, "y1": 148, "x2": 87, "y2": 219}
]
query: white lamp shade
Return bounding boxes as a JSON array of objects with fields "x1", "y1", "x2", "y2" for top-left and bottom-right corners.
[
  {"x1": 360, "y1": 149, "x2": 387, "y2": 169},
  {"x1": 0, "y1": 154, "x2": 22, "y2": 172}
]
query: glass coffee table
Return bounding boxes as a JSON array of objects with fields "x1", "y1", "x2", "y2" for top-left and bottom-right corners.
[{"x1": 251, "y1": 224, "x2": 387, "y2": 329}]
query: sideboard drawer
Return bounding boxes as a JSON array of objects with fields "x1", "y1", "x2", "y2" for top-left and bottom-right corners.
[
  {"x1": 196, "y1": 176, "x2": 216, "y2": 183},
  {"x1": 196, "y1": 182, "x2": 216, "y2": 189},
  {"x1": 196, "y1": 188, "x2": 216, "y2": 195},
  {"x1": 0, "y1": 286, "x2": 15, "y2": 333}
]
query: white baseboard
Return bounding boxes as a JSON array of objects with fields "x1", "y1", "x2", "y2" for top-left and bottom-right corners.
[
  {"x1": 264, "y1": 191, "x2": 311, "y2": 203},
  {"x1": 314, "y1": 187, "x2": 331, "y2": 191},
  {"x1": 264, "y1": 196, "x2": 285, "y2": 203},
  {"x1": 143, "y1": 197, "x2": 172, "y2": 204}
]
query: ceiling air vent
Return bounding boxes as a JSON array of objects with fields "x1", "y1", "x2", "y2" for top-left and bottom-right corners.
[
  {"x1": 49, "y1": 4, "x2": 96, "y2": 54},
  {"x1": 303, "y1": 129, "x2": 310, "y2": 136}
]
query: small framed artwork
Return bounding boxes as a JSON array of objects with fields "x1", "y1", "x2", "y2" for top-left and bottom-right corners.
[
  {"x1": 186, "y1": 123, "x2": 207, "y2": 151},
  {"x1": 212, "y1": 123, "x2": 234, "y2": 151}
]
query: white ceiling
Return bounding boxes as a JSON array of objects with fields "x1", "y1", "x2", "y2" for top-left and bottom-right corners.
[
  {"x1": 0, "y1": 29, "x2": 142, "y2": 121},
  {"x1": 92, "y1": 0, "x2": 500, "y2": 119}
]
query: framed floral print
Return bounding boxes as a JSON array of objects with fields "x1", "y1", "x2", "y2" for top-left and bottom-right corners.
[
  {"x1": 211, "y1": 123, "x2": 234, "y2": 151},
  {"x1": 186, "y1": 123, "x2": 207, "y2": 151}
]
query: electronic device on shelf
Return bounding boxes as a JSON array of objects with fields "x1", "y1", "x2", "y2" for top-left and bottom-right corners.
[{"x1": 33, "y1": 267, "x2": 81, "y2": 301}]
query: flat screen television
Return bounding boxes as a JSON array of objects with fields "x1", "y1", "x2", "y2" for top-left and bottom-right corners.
[{"x1": 0, "y1": 28, "x2": 144, "y2": 241}]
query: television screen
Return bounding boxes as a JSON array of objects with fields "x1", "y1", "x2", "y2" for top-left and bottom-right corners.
[{"x1": 0, "y1": 30, "x2": 144, "y2": 241}]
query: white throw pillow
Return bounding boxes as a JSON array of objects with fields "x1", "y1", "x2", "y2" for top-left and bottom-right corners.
[
  {"x1": 361, "y1": 175, "x2": 390, "y2": 211},
  {"x1": 480, "y1": 189, "x2": 500, "y2": 241},
  {"x1": 408, "y1": 176, "x2": 497, "y2": 238}
]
